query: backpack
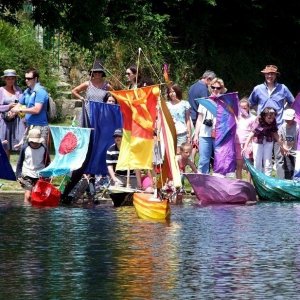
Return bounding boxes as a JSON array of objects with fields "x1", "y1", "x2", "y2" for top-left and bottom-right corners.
[{"x1": 47, "y1": 96, "x2": 57, "y2": 121}]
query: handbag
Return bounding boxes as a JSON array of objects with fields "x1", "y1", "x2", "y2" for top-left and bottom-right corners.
[{"x1": 2, "y1": 110, "x2": 17, "y2": 122}]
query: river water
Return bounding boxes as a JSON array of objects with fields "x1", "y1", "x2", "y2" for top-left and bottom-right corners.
[{"x1": 1, "y1": 196, "x2": 300, "y2": 299}]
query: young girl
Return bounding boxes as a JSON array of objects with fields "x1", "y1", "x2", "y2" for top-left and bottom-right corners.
[
  {"x1": 166, "y1": 84, "x2": 192, "y2": 154},
  {"x1": 242, "y1": 107, "x2": 285, "y2": 176},
  {"x1": 235, "y1": 98, "x2": 256, "y2": 180}
]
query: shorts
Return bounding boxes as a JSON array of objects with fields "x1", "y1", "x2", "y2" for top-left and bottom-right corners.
[
  {"x1": 18, "y1": 176, "x2": 38, "y2": 191},
  {"x1": 177, "y1": 132, "x2": 188, "y2": 148}
]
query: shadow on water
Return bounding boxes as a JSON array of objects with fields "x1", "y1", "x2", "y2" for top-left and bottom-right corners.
[{"x1": 1, "y1": 196, "x2": 300, "y2": 299}]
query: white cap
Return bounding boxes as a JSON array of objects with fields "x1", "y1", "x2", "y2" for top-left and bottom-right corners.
[{"x1": 283, "y1": 108, "x2": 295, "y2": 121}]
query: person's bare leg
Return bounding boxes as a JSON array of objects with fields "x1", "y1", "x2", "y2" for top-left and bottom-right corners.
[
  {"x1": 236, "y1": 159, "x2": 243, "y2": 179},
  {"x1": 24, "y1": 190, "x2": 31, "y2": 204}
]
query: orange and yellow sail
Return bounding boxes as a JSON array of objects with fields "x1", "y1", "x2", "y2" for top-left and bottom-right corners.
[{"x1": 111, "y1": 85, "x2": 160, "y2": 170}]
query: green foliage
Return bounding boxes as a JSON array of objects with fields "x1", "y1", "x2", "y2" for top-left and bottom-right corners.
[{"x1": 0, "y1": 12, "x2": 59, "y2": 98}]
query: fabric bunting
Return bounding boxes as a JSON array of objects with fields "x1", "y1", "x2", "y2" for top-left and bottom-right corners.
[
  {"x1": 0, "y1": 141, "x2": 16, "y2": 181},
  {"x1": 39, "y1": 126, "x2": 91, "y2": 177},
  {"x1": 111, "y1": 85, "x2": 159, "y2": 170},
  {"x1": 84, "y1": 101, "x2": 123, "y2": 175}
]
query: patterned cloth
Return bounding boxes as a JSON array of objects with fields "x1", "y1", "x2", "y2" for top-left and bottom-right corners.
[{"x1": 84, "y1": 81, "x2": 109, "y2": 119}]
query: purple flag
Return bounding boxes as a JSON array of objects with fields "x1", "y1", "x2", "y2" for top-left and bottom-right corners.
[{"x1": 213, "y1": 92, "x2": 239, "y2": 175}]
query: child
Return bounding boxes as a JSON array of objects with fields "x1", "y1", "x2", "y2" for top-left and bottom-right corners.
[
  {"x1": 104, "y1": 93, "x2": 117, "y2": 105},
  {"x1": 16, "y1": 128, "x2": 49, "y2": 204},
  {"x1": 176, "y1": 142, "x2": 198, "y2": 195},
  {"x1": 242, "y1": 107, "x2": 286, "y2": 176},
  {"x1": 235, "y1": 98, "x2": 256, "y2": 180},
  {"x1": 177, "y1": 142, "x2": 198, "y2": 174},
  {"x1": 278, "y1": 108, "x2": 299, "y2": 179}
]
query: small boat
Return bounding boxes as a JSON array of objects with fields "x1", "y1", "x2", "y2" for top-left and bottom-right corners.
[
  {"x1": 184, "y1": 173, "x2": 257, "y2": 205},
  {"x1": 31, "y1": 179, "x2": 61, "y2": 207},
  {"x1": 133, "y1": 192, "x2": 170, "y2": 220},
  {"x1": 245, "y1": 158, "x2": 300, "y2": 201},
  {"x1": 108, "y1": 186, "x2": 134, "y2": 207}
]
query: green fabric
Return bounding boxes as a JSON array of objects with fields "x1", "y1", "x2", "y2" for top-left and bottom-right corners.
[{"x1": 244, "y1": 158, "x2": 300, "y2": 201}]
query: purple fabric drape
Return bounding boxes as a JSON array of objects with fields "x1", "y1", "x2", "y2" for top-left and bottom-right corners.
[{"x1": 213, "y1": 92, "x2": 239, "y2": 175}]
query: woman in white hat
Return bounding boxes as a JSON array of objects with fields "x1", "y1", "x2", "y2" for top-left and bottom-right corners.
[{"x1": 0, "y1": 69, "x2": 25, "y2": 160}]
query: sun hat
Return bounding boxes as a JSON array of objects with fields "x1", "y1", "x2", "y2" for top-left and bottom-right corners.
[
  {"x1": 28, "y1": 128, "x2": 44, "y2": 143},
  {"x1": 113, "y1": 128, "x2": 123, "y2": 137},
  {"x1": 261, "y1": 65, "x2": 280, "y2": 75},
  {"x1": 283, "y1": 108, "x2": 296, "y2": 120},
  {"x1": 2, "y1": 69, "x2": 18, "y2": 78},
  {"x1": 90, "y1": 59, "x2": 106, "y2": 77}
]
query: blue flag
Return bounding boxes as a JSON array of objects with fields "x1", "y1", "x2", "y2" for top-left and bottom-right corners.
[
  {"x1": 84, "y1": 101, "x2": 123, "y2": 175},
  {"x1": 0, "y1": 141, "x2": 16, "y2": 181},
  {"x1": 39, "y1": 126, "x2": 91, "y2": 177}
]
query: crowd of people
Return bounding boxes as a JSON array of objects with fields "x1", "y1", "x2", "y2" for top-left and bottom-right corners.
[{"x1": 1, "y1": 61, "x2": 299, "y2": 203}]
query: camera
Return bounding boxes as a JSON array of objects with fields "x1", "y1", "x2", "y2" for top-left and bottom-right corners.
[{"x1": 203, "y1": 119, "x2": 213, "y2": 127}]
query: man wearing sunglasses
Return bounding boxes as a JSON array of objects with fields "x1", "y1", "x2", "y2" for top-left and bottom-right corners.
[{"x1": 12, "y1": 68, "x2": 49, "y2": 147}]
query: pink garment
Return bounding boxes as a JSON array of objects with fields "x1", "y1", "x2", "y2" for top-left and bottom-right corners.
[{"x1": 235, "y1": 114, "x2": 256, "y2": 144}]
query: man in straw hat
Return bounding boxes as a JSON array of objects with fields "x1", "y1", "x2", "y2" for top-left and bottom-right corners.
[
  {"x1": 248, "y1": 64, "x2": 295, "y2": 178},
  {"x1": 16, "y1": 128, "x2": 49, "y2": 203}
]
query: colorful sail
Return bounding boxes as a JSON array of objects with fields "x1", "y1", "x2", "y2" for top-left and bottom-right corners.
[
  {"x1": 214, "y1": 92, "x2": 239, "y2": 175},
  {"x1": 111, "y1": 85, "x2": 159, "y2": 170},
  {"x1": 39, "y1": 126, "x2": 91, "y2": 177},
  {"x1": 197, "y1": 92, "x2": 239, "y2": 175},
  {"x1": 196, "y1": 98, "x2": 217, "y2": 117},
  {"x1": 159, "y1": 99, "x2": 182, "y2": 187},
  {"x1": 292, "y1": 92, "x2": 300, "y2": 124},
  {"x1": 0, "y1": 141, "x2": 16, "y2": 181},
  {"x1": 84, "y1": 101, "x2": 123, "y2": 175}
]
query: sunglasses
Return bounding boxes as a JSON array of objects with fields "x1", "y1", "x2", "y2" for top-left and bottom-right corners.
[
  {"x1": 211, "y1": 86, "x2": 221, "y2": 90},
  {"x1": 126, "y1": 72, "x2": 132, "y2": 76},
  {"x1": 25, "y1": 77, "x2": 34, "y2": 80}
]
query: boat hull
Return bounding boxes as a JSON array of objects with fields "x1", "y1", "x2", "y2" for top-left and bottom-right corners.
[
  {"x1": 184, "y1": 173, "x2": 257, "y2": 205},
  {"x1": 31, "y1": 179, "x2": 61, "y2": 207},
  {"x1": 133, "y1": 193, "x2": 170, "y2": 220},
  {"x1": 245, "y1": 158, "x2": 300, "y2": 201}
]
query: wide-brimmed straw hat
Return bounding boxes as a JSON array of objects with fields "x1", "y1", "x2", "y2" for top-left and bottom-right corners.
[
  {"x1": 28, "y1": 128, "x2": 44, "y2": 144},
  {"x1": 261, "y1": 65, "x2": 280, "y2": 75},
  {"x1": 2, "y1": 69, "x2": 18, "y2": 78},
  {"x1": 90, "y1": 59, "x2": 106, "y2": 77}
]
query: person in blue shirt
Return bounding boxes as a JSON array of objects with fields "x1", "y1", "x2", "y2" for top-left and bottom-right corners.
[
  {"x1": 12, "y1": 68, "x2": 49, "y2": 147},
  {"x1": 188, "y1": 70, "x2": 216, "y2": 126},
  {"x1": 188, "y1": 70, "x2": 216, "y2": 163},
  {"x1": 248, "y1": 64, "x2": 295, "y2": 178}
]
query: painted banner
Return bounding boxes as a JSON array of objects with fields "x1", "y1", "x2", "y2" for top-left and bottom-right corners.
[{"x1": 39, "y1": 126, "x2": 91, "y2": 177}]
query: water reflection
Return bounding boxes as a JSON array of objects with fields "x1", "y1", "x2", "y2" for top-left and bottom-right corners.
[{"x1": 1, "y1": 200, "x2": 300, "y2": 299}]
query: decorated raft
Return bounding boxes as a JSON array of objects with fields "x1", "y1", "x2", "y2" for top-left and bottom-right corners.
[
  {"x1": 133, "y1": 192, "x2": 170, "y2": 220},
  {"x1": 245, "y1": 158, "x2": 300, "y2": 201},
  {"x1": 185, "y1": 173, "x2": 257, "y2": 205}
]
